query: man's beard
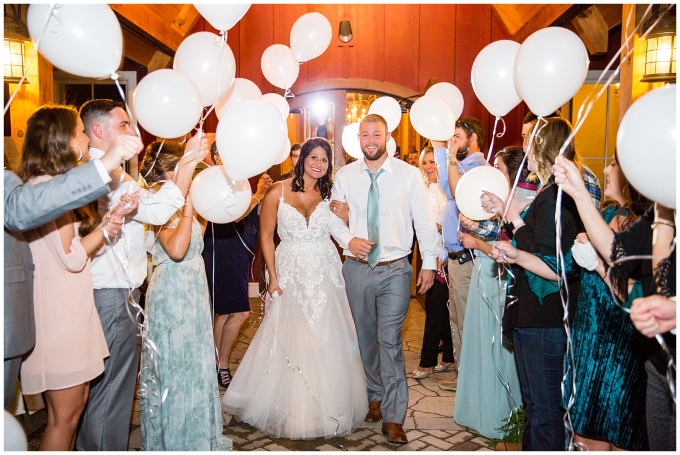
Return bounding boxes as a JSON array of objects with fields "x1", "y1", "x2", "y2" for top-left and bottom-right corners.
[
  {"x1": 456, "y1": 144, "x2": 470, "y2": 161},
  {"x1": 362, "y1": 143, "x2": 387, "y2": 161}
]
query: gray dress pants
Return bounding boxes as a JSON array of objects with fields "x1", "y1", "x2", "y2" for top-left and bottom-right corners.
[
  {"x1": 342, "y1": 257, "x2": 412, "y2": 425},
  {"x1": 76, "y1": 288, "x2": 141, "y2": 451}
]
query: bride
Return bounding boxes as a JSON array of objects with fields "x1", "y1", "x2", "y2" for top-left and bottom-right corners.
[{"x1": 222, "y1": 137, "x2": 368, "y2": 439}]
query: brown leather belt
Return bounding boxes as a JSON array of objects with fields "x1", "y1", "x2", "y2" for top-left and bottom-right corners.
[{"x1": 346, "y1": 255, "x2": 406, "y2": 267}]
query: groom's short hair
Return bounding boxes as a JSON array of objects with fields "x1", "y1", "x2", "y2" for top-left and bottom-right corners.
[{"x1": 360, "y1": 114, "x2": 388, "y2": 133}]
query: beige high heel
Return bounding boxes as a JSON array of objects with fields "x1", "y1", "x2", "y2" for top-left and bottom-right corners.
[
  {"x1": 434, "y1": 362, "x2": 453, "y2": 372},
  {"x1": 410, "y1": 367, "x2": 434, "y2": 379}
]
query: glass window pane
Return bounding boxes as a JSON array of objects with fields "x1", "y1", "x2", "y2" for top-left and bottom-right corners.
[
  {"x1": 647, "y1": 37, "x2": 658, "y2": 51},
  {"x1": 65, "y1": 84, "x2": 94, "y2": 108},
  {"x1": 10, "y1": 41, "x2": 22, "y2": 54},
  {"x1": 94, "y1": 84, "x2": 125, "y2": 102},
  {"x1": 657, "y1": 61, "x2": 670, "y2": 73}
]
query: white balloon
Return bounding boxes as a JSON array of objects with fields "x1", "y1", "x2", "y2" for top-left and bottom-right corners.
[
  {"x1": 27, "y1": 4, "x2": 122, "y2": 78},
  {"x1": 290, "y1": 12, "x2": 333, "y2": 63},
  {"x1": 193, "y1": 4, "x2": 251, "y2": 31},
  {"x1": 425, "y1": 83, "x2": 464, "y2": 122},
  {"x1": 387, "y1": 137, "x2": 397, "y2": 156},
  {"x1": 261, "y1": 44, "x2": 300, "y2": 90},
  {"x1": 617, "y1": 84, "x2": 676, "y2": 208},
  {"x1": 368, "y1": 97, "x2": 402, "y2": 132},
  {"x1": 262, "y1": 93, "x2": 290, "y2": 120},
  {"x1": 216, "y1": 98, "x2": 288, "y2": 180},
  {"x1": 215, "y1": 78, "x2": 262, "y2": 120},
  {"x1": 174, "y1": 32, "x2": 236, "y2": 107},
  {"x1": 342, "y1": 122, "x2": 363, "y2": 159},
  {"x1": 409, "y1": 95, "x2": 456, "y2": 141},
  {"x1": 275, "y1": 137, "x2": 292, "y2": 165},
  {"x1": 4, "y1": 410, "x2": 27, "y2": 451},
  {"x1": 514, "y1": 27, "x2": 589, "y2": 117},
  {"x1": 133, "y1": 69, "x2": 202, "y2": 138},
  {"x1": 471, "y1": 40, "x2": 523, "y2": 117},
  {"x1": 190, "y1": 165, "x2": 252, "y2": 223},
  {"x1": 457, "y1": 166, "x2": 510, "y2": 221}
]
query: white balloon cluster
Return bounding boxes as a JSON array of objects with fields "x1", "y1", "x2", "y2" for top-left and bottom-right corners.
[{"x1": 260, "y1": 12, "x2": 332, "y2": 90}]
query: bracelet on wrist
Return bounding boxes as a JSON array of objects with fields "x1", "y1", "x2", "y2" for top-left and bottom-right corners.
[
  {"x1": 252, "y1": 195, "x2": 261, "y2": 204},
  {"x1": 651, "y1": 219, "x2": 674, "y2": 230}
]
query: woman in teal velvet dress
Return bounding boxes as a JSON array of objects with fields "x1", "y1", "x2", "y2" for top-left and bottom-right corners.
[
  {"x1": 563, "y1": 154, "x2": 651, "y2": 450},
  {"x1": 139, "y1": 141, "x2": 231, "y2": 451},
  {"x1": 453, "y1": 147, "x2": 525, "y2": 439}
]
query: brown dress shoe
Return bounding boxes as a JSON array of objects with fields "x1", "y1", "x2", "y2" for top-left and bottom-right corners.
[
  {"x1": 364, "y1": 401, "x2": 382, "y2": 422},
  {"x1": 382, "y1": 422, "x2": 408, "y2": 444}
]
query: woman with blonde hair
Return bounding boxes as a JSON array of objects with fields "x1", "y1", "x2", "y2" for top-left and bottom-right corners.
[
  {"x1": 410, "y1": 146, "x2": 455, "y2": 378},
  {"x1": 485, "y1": 116, "x2": 583, "y2": 450}
]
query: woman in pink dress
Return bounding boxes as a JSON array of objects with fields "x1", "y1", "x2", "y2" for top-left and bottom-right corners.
[{"x1": 18, "y1": 105, "x2": 137, "y2": 451}]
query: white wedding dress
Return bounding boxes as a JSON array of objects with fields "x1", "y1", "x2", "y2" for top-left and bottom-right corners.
[{"x1": 222, "y1": 194, "x2": 368, "y2": 439}]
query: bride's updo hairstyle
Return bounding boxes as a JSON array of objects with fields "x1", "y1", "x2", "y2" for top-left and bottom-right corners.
[{"x1": 291, "y1": 137, "x2": 333, "y2": 200}]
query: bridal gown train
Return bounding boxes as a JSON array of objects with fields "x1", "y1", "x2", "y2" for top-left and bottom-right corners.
[{"x1": 222, "y1": 195, "x2": 368, "y2": 439}]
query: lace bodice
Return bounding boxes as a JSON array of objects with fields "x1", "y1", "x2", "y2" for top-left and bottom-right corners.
[{"x1": 274, "y1": 197, "x2": 344, "y2": 327}]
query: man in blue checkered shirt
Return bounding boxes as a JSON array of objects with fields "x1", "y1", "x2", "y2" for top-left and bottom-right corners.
[{"x1": 468, "y1": 110, "x2": 601, "y2": 240}]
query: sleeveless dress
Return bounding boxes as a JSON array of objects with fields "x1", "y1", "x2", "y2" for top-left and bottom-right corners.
[
  {"x1": 20, "y1": 175, "x2": 109, "y2": 394},
  {"x1": 222, "y1": 193, "x2": 368, "y2": 439},
  {"x1": 454, "y1": 245, "x2": 522, "y2": 439},
  {"x1": 563, "y1": 205, "x2": 648, "y2": 450},
  {"x1": 140, "y1": 214, "x2": 231, "y2": 451}
]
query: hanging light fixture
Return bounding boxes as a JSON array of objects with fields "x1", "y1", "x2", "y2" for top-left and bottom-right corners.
[
  {"x1": 641, "y1": 5, "x2": 676, "y2": 83},
  {"x1": 345, "y1": 92, "x2": 376, "y2": 124},
  {"x1": 4, "y1": 4, "x2": 30, "y2": 83},
  {"x1": 338, "y1": 20, "x2": 353, "y2": 43}
]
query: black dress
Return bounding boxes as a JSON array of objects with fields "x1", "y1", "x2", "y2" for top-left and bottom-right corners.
[{"x1": 202, "y1": 209, "x2": 259, "y2": 315}]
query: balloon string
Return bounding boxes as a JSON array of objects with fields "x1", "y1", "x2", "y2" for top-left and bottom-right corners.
[
  {"x1": 486, "y1": 116, "x2": 500, "y2": 163},
  {"x1": 111, "y1": 74, "x2": 142, "y2": 138},
  {"x1": 201, "y1": 32, "x2": 228, "y2": 123},
  {"x1": 141, "y1": 139, "x2": 165, "y2": 187},
  {"x1": 283, "y1": 88, "x2": 295, "y2": 99},
  {"x1": 3, "y1": 4, "x2": 57, "y2": 116}
]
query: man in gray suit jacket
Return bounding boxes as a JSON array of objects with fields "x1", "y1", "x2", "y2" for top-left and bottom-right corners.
[{"x1": 3, "y1": 136, "x2": 142, "y2": 409}]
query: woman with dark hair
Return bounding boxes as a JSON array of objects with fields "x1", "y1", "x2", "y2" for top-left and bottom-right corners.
[
  {"x1": 223, "y1": 137, "x2": 368, "y2": 439},
  {"x1": 555, "y1": 152, "x2": 675, "y2": 450},
  {"x1": 201, "y1": 142, "x2": 272, "y2": 390},
  {"x1": 138, "y1": 141, "x2": 231, "y2": 450},
  {"x1": 484, "y1": 117, "x2": 583, "y2": 450},
  {"x1": 18, "y1": 105, "x2": 137, "y2": 451},
  {"x1": 453, "y1": 146, "x2": 524, "y2": 439},
  {"x1": 558, "y1": 151, "x2": 652, "y2": 450}
]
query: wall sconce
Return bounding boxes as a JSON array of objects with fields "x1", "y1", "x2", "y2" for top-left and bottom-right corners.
[
  {"x1": 338, "y1": 20, "x2": 353, "y2": 43},
  {"x1": 4, "y1": 4, "x2": 30, "y2": 84},
  {"x1": 641, "y1": 6, "x2": 676, "y2": 83}
]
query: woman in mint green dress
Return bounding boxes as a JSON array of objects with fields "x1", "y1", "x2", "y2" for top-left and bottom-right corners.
[
  {"x1": 453, "y1": 147, "x2": 525, "y2": 439},
  {"x1": 139, "y1": 141, "x2": 231, "y2": 451}
]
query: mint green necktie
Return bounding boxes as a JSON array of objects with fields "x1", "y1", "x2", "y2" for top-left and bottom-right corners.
[{"x1": 366, "y1": 169, "x2": 384, "y2": 268}]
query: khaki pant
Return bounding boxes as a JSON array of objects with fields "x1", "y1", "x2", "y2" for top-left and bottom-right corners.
[{"x1": 447, "y1": 257, "x2": 473, "y2": 370}]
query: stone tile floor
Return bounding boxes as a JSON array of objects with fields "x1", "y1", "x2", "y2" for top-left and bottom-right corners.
[
  {"x1": 126, "y1": 298, "x2": 494, "y2": 451},
  {"x1": 25, "y1": 297, "x2": 495, "y2": 451}
]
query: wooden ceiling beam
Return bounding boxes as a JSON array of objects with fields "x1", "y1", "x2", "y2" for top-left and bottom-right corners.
[
  {"x1": 492, "y1": 4, "x2": 573, "y2": 43},
  {"x1": 172, "y1": 4, "x2": 201, "y2": 37},
  {"x1": 110, "y1": 4, "x2": 185, "y2": 51},
  {"x1": 572, "y1": 5, "x2": 610, "y2": 55}
]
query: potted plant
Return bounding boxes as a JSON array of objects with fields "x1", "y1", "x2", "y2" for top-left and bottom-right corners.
[{"x1": 492, "y1": 406, "x2": 525, "y2": 451}]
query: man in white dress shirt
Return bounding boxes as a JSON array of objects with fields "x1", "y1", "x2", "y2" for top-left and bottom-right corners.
[
  {"x1": 329, "y1": 114, "x2": 439, "y2": 444},
  {"x1": 75, "y1": 99, "x2": 207, "y2": 451}
]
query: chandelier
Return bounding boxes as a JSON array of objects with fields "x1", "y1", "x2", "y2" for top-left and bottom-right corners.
[{"x1": 346, "y1": 92, "x2": 377, "y2": 124}]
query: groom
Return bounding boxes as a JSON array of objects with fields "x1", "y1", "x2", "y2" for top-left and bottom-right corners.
[{"x1": 330, "y1": 114, "x2": 439, "y2": 444}]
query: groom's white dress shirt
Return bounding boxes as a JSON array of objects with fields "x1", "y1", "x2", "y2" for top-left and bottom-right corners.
[{"x1": 329, "y1": 154, "x2": 440, "y2": 270}]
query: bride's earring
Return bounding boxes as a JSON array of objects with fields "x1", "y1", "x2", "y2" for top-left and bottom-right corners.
[{"x1": 73, "y1": 145, "x2": 83, "y2": 161}]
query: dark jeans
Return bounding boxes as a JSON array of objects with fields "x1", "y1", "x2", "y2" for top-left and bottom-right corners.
[
  {"x1": 419, "y1": 278, "x2": 454, "y2": 368},
  {"x1": 513, "y1": 328, "x2": 566, "y2": 451}
]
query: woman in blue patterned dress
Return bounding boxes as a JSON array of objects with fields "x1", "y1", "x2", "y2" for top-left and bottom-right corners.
[{"x1": 139, "y1": 141, "x2": 231, "y2": 451}]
